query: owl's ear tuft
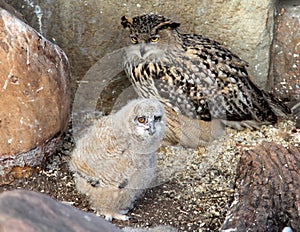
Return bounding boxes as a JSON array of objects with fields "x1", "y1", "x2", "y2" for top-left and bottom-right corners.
[
  {"x1": 166, "y1": 21, "x2": 181, "y2": 29},
  {"x1": 153, "y1": 21, "x2": 180, "y2": 34},
  {"x1": 121, "y1": 16, "x2": 133, "y2": 29}
]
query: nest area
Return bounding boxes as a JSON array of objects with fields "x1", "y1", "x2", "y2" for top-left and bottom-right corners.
[{"x1": 0, "y1": 118, "x2": 298, "y2": 231}]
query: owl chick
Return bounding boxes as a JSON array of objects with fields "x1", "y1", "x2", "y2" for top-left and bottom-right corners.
[
  {"x1": 69, "y1": 98, "x2": 166, "y2": 221},
  {"x1": 121, "y1": 14, "x2": 291, "y2": 130}
]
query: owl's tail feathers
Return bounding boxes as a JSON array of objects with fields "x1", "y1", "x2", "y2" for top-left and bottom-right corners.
[
  {"x1": 163, "y1": 106, "x2": 225, "y2": 148},
  {"x1": 263, "y1": 92, "x2": 292, "y2": 118}
]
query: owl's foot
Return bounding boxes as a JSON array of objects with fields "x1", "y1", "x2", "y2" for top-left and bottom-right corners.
[{"x1": 103, "y1": 211, "x2": 130, "y2": 221}]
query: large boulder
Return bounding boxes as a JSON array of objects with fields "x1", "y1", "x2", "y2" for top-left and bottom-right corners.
[
  {"x1": 8, "y1": 0, "x2": 276, "y2": 88},
  {"x1": 0, "y1": 190, "x2": 178, "y2": 232},
  {"x1": 269, "y1": 2, "x2": 300, "y2": 101},
  {"x1": 0, "y1": 190, "x2": 122, "y2": 232},
  {"x1": 0, "y1": 8, "x2": 71, "y2": 180}
]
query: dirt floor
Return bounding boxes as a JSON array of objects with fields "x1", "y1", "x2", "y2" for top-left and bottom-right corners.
[
  {"x1": 0, "y1": 126, "x2": 232, "y2": 231},
  {"x1": 0, "y1": 117, "x2": 298, "y2": 232}
]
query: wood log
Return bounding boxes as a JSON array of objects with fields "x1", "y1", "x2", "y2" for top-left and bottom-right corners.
[{"x1": 221, "y1": 142, "x2": 300, "y2": 231}]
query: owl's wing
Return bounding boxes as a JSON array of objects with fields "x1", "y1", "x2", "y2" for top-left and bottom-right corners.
[
  {"x1": 71, "y1": 117, "x2": 135, "y2": 189},
  {"x1": 158, "y1": 34, "x2": 278, "y2": 122},
  {"x1": 184, "y1": 34, "x2": 249, "y2": 67},
  {"x1": 70, "y1": 155, "x2": 101, "y2": 187}
]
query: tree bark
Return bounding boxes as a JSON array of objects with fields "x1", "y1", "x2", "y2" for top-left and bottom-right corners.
[{"x1": 221, "y1": 142, "x2": 300, "y2": 231}]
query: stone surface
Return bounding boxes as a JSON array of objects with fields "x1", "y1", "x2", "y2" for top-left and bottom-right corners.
[
  {"x1": 123, "y1": 226, "x2": 178, "y2": 232},
  {"x1": 269, "y1": 0, "x2": 300, "y2": 101},
  {"x1": 0, "y1": 190, "x2": 122, "y2": 232},
  {"x1": 7, "y1": 0, "x2": 276, "y2": 88},
  {"x1": 0, "y1": 8, "x2": 71, "y2": 177},
  {"x1": 0, "y1": 190, "x2": 178, "y2": 232}
]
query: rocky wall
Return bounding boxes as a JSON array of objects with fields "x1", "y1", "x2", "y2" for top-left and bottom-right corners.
[{"x1": 7, "y1": 0, "x2": 278, "y2": 89}]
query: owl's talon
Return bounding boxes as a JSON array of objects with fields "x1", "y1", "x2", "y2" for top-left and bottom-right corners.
[
  {"x1": 104, "y1": 213, "x2": 129, "y2": 221},
  {"x1": 115, "y1": 214, "x2": 130, "y2": 221},
  {"x1": 104, "y1": 214, "x2": 113, "y2": 221}
]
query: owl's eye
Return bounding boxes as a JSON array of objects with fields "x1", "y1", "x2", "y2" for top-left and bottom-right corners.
[
  {"x1": 150, "y1": 35, "x2": 160, "y2": 43},
  {"x1": 130, "y1": 36, "x2": 138, "y2": 44},
  {"x1": 154, "y1": 116, "x2": 162, "y2": 122},
  {"x1": 137, "y1": 116, "x2": 146, "y2": 123}
]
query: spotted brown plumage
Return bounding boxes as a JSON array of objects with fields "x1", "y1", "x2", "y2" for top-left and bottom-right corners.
[{"x1": 121, "y1": 14, "x2": 291, "y2": 130}]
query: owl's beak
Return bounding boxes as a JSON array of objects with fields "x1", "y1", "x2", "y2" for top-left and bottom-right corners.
[
  {"x1": 140, "y1": 42, "x2": 146, "y2": 57},
  {"x1": 147, "y1": 121, "x2": 156, "y2": 135}
]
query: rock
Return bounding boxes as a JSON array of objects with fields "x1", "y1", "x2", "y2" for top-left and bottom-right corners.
[
  {"x1": 0, "y1": 189, "x2": 178, "y2": 232},
  {"x1": 221, "y1": 142, "x2": 300, "y2": 231},
  {"x1": 269, "y1": 1, "x2": 300, "y2": 101},
  {"x1": 8, "y1": 0, "x2": 276, "y2": 88},
  {"x1": 0, "y1": 8, "x2": 71, "y2": 180},
  {"x1": 123, "y1": 226, "x2": 178, "y2": 232},
  {"x1": 0, "y1": 190, "x2": 122, "y2": 232}
]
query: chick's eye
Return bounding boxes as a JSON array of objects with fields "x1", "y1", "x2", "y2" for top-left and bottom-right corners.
[
  {"x1": 150, "y1": 35, "x2": 160, "y2": 43},
  {"x1": 154, "y1": 116, "x2": 162, "y2": 122},
  {"x1": 130, "y1": 36, "x2": 138, "y2": 44},
  {"x1": 137, "y1": 116, "x2": 146, "y2": 123}
]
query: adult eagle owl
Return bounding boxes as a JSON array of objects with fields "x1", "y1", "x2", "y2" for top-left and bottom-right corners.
[{"x1": 121, "y1": 14, "x2": 290, "y2": 130}]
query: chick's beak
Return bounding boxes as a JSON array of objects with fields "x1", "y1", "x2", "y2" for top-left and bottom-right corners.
[{"x1": 147, "y1": 121, "x2": 156, "y2": 136}]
